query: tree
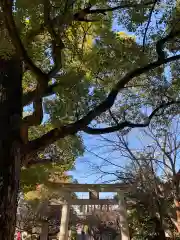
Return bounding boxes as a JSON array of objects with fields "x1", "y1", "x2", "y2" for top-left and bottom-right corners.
[
  {"x1": 1, "y1": 0, "x2": 180, "y2": 238},
  {"x1": 142, "y1": 119, "x2": 180, "y2": 233},
  {"x1": 111, "y1": 160, "x2": 173, "y2": 239},
  {"x1": 88, "y1": 119, "x2": 180, "y2": 238}
]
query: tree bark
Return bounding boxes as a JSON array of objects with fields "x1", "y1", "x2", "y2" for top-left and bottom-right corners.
[
  {"x1": 174, "y1": 199, "x2": 180, "y2": 233},
  {"x1": 149, "y1": 217, "x2": 166, "y2": 240},
  {"x1": 0, "y1": 57, "x2": 22, "y2": 239}
]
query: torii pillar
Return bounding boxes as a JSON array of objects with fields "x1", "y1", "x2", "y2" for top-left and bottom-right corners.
[
  {"x1": 40, "y1": 222, "x2": 49, "y2": 240},
  {"x1": 118, "y1": 193, "x2": 130, "y2": 240},
  {"x1": 58, "y1": 202, "x2": 70, "y2": 240}
]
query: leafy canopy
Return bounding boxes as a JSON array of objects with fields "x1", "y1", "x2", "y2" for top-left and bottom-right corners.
[{"x1": 1, "y1": 0, "x2": 180, "y2": 189}]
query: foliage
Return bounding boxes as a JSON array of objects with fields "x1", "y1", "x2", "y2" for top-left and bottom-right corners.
[
  {"x1": 2, "y1": 0, "x2": 180, "y2": 167},
  {"x1": 20, "y1": 122, "x2": 83, "y2": 192},
  {"x1": 113, "y1": 161, "x2": 174, "y2": 239},
  {"x1": 3, "y1": 0, "x2": 180, "y2": 152}
]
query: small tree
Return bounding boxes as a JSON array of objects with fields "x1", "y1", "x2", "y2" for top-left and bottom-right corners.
[{"x1": 89, "y1": 121, "x2": 180, "y2": 238}]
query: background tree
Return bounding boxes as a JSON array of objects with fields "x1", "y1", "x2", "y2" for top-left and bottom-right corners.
[
  {"x1": 87, "y1": 119, "x2": 180, "y2": 238},
  {"x1": 121, "y1": 161, "x2": 174, "y2": 239}
]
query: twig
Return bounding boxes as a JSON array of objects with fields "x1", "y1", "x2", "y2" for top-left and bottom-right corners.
[
  {"x1": 143, "y1": 0, "x2": 159, "y2": 50},
  {"x1": 108, "y1": 109, "x2": 119, "y2": 125}
]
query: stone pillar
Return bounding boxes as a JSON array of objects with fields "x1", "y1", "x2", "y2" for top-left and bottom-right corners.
[
  {"x1": 118, "y1": 193, "x2": 130, "y2": 240},
  {"x1": 83, "y1": 204, "x2": 87, "y2": 214},
  {"x1": 40, "y1": 222, "x2": 49, "y2": 240},
  {"x1": 89, "y1": 190, "x2": 99, "y2": 199},
  {"x1": 89, "y1": 191, "x2": 98, "y2": 213},
  {"x1": 59, "y1": 203, "x2": 70, "y2": 240}
]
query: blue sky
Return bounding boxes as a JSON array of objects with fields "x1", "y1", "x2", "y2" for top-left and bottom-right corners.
[
  {"x1": 68, "y1": 128, "x2": 152, "y2": 199},
  {"x1": 69, "y1": 129, "x2": 149, "y2": 181}
]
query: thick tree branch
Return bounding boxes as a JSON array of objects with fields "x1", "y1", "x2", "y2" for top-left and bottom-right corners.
[
  {"x1": 23, "y1": 125, "x2": 79, "y2": 156},
  {"x1": 24, "y1": 55, "x2": 180, "y2": 155},
  {"x1": 84, "y1": 122, "x2": 139, "y2": 134},
  {"x1": 1, "y1": 0, "x2": 49, "y2": 85},
  {"x1": 21, "y1": 85, "x2": 44, "y2": 143},
  {"x1": 26, "y1": 158, "x2": 54, "y2": 167},
  {"x1": 22, "y1": 78, "x2": 79, "y2": 106},
  {"x1": 87, "y1": 0, "x2": 155, "y2": 15},
  {"x1": 44, "y1": 0, "x2": 64, "y2": 78},
  {"x1": 22, "y1": 82, "x2": 59, "y2": 106},
  {"x1": 84, "y1": 101, "x2": 180, "y2": 134},
  {"x1": 23, "y1": 89, "x2": 43, "y2": 127},
  {"x1": 156, "y1": 29, "x2": 180, "y2": 60}
]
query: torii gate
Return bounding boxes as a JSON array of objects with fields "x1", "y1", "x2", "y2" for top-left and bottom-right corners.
[{"x1": 41, "y1": 183, "x2": 130, "y2": 240}]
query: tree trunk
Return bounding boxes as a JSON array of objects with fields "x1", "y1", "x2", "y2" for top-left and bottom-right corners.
[
  {"x1": 152, "y1": 217, "x2": 166, "y2": 240},
  {"x1": 0, "y1": 57, "x2": 22, "y2": 239},
  {"x1": 174, "y1": 199, "x2": 180, "y2": 232}
]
